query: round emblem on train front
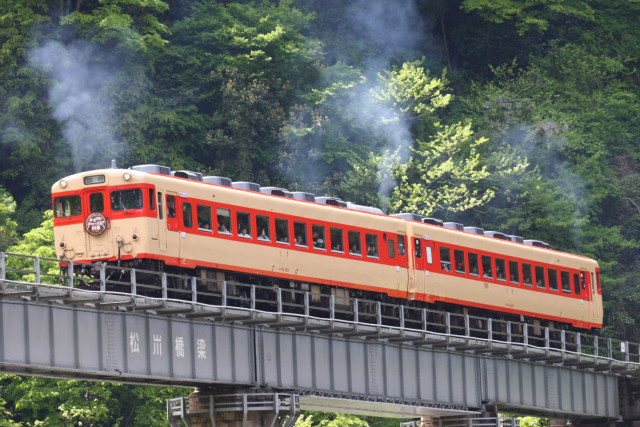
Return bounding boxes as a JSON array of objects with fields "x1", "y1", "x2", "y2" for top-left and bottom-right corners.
[{"x1": 85, "y1": 213, "x2": 107, "y2": 236}]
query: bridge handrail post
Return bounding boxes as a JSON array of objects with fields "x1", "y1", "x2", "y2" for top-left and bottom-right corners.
[
  {"x1": 400, "y1": 305, "x2": 405, "y2": 330},
  {"x1": 523, "y1": 322, "x2": 528, "y2": 347},
  {"x1": 353, "y1": 298, "x2": 359, "y2": 324},
  {"x1": 422, "y1": 308, "x2": 427, "y2": 332},
  {"x1": 488, "y1": 317, "x2": 492, "y2": 342},
  {"x1": 250, "y1": 285, "x2": 255, "y2": 311},
  {"x1": 277, "y1": 288, "x2": 283, "y2": 314},
  {"x1": 191, "y1": 276, "x2": 197, "y2": 304},
  {"x1": 34, "y1": 256, "x2": 40, "y2": 285},
  {"x1": 222, "y1": 281, "x2": 227, "y2": 307},
  {"x1": 131, "y1": 268, "x2": 137, "y2": 296},
  {"x1": 376, "y1": 301, "x2": 382, "y2": 326},
  {"x1": 445, "y1": 312, "x2": 451, "y2": 336},
  {"x1": 624, "y1": 340, "x2": 630, "y2": 362},
  {"x1": 329, "y1": 294, "x2": 335, "y2": 320},
  {"x1": 161, "y1": 273, "x2": 167, "y2": 300},
  {"x1": 544, "y1": 327, "x2": 550, "y2": 349},
  {"x1": 0, "y1": 252, "x2": 5, "y2": 291},
  {"x1": 68, "y1": 261, "x2": 74, "y2": 290},
  {"x1": 561, "y1": 329, "x2": 566, "y2": 358},
  {"x1": 507, "y1": 321, "x2": 512, "y2": 343},
  {"x1": 100, "y1": 263, "x2": 106, "y2": 293},
  {"x1": 464, "y1": 314, "x2": 470, "y2": 337},
  {"x1": 576, "y1": 332, "x2": 581, "y2": 354},
  {"x1": 608, "y1": 338, "x2": 612, "y2": 359},
  {"x1": 304, "y1": 292, "x2": 309, "y2": 317},
  {"x1": 594, "y1": 335, "x2": 599, "y2": 357}
]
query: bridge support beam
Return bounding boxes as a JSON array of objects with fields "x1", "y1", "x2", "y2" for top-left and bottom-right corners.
[{"x1": 167, "y1": 390, "x2": 300, "y2": 427}]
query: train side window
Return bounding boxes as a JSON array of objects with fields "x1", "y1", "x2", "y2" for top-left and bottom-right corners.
[
  {"x1": 166, "y1": 195, "x2": 176, "y2": 218},
  {"x1": 111, "y1": 189, "x2": 142, "y2": 211},
  {"x1": 426, "y1": 246, "x2": 433, "y2": 264},
  {"x1": 257, "y1": 215, "x2": 270, "y2": 241},
  {"x1": 348, "y1": 231, "x2": 361, "y2": 256},
  {"x1": 54, "y1": 195, "x2": 82, "y2": 218},
  {"x1": 495, "y1": 258, "x2": 506, "y2": 281},
  {"x1": 237, "y1": 212, "x2": 251, "y2": 238},
  {"x1": 330, "y1": 228, "x2": 343, "y2": 252},
  {"x1": 468, "y1": 252, "x2": 479, "y2": 276},
  {"x1": 509, "y1": 260, "x2": 520, "y2": 284},
  {"x1": 440, "y1": 246, "x2": 451, "y2": 271},
  {"x1": 535, "y1": 265, "x2": 546, "y2": 289},
  {"x1": 573, "y1": 273, "x2": 580, "y2": 294},
  {"x1": 149, "y1": 189, "x2": 155, "y2": 212},
  {"x1": 294, "y1": 221, "x2": 307, "y2": 247},
  {"x1": 454, "y1": 250, "x2": 466, "y2": 274},
  {"x1": 157, "y1": 192, "x2": 163, "y2": 220},
  {"x1": 522, "y1": 263, "x2": 532, "y2": 286},
  {"x1": 561, "y1": 271, "x2": 571, "y2": 293},
  {"x1": 414, "y1": 238, "x2": 422, "y2": 259},
  {"x1": 398, "y1": 235, "x2": 406, "y2": 256},
  {"x1": 312, "y1": 225, "x2": 326, "y2": 250},
  {"x1": 197, "y1": 205, "x2": 212, "y2": 232},
  {"x1": 366, "y1": 234, "x2": 379, "y2": 258},
  {"x1": 388, "y1": 240, "x2": 396, "y2": 258},
  {"x1": 482, "y1": 255, "x2": 493, "y2": 279},
  {"x1": 276, "y1": 218, "x2": 289, "y2": 244},
  {"x1": 217, "y1": 208, "x2": 231, "y2": 234},
  {"x1": 182, "y1": 202, "x2": 193, "y2": 228},
  {"x1": 548, "y1": 268, "x2": 558, "y2": 291},
  {"x1": 89, "y1": 193, "x2": 104, "y2": 213}
]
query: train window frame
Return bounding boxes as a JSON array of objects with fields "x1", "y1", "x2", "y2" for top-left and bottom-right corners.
[
  {"x1": 398, "y1": 235, "x2": 406, "y2": 256},
  {"x1": 110, "y1": 189, "x2": 143, "y2": 212},
  {"x1": 561, "y1": 271, "x2": 571, "y2": 294},
  {"x1": 217, "y1": 208, "x2": 232, "y2": 235},
  {"x1": 89, "y1": 193, "x2": 104, "y2": 213},
  {"x1": 197, "y1": 204, "x2": 212, "y2": 232},
  {"x1": 468, "y1": 252, "x2": 479, "y2": 277},
  {"x1": 54, "y1": 195, "x2": 82, "y2": 218},
  {"x1": 548, "y1": 268, "x2": 558, "y2": 291},
  {"x1": 522, "y1": 263, "x2": 533, "y2": 287},
  {"x1": 312, "y1": 224, "x2": 326, "y2": 251},
  {"x1": 388, "y1": 240, "x2": 396, "y2": 259},
  {"x1": 166, "y1": 195, "x2": 176, "y2": 218},
  {"x1": 440, "y1": 246, "x2": 451, "y2": 271},
  {"x1": 257, "y1": 215, "x2": 271, "y2": 242},
  {"x1": 509, "y1": 260, "x2": 520, "y2": 285},
  {"x1": 275, "y1": 218, "x2": 289, "y2": 245},
  {"x1": 366, "y1": 234, "x2": 379, "y2": 258},
  {"x1": 182, "y1": 202, "x2": 193, "y2": 228},
  {"x1": 454, "y1": 249, "x2": 466, "y2": 274},
  {"x1": 237, "y1": 212, "x2": 251, "y2": 239},
  {"x1": 330, "y1": 227, "x2": 344, "y2": 253},
  {"x1": 573, "y1": 273, "x2": 580, "y2": 295},
  {"x1": 426, "y1": 245, "x2": 433, "y2": 264},
  {"x1": 294, "y1": 221, "x2": 308, "y2": 247},
  {"x1": 482, "y1": 255, "x2": 493, "y2": 279},
  {"x1": 495, "y1": 258, "x2": 506, "y2": 282},
  {"x1": 535, "y1": 265, "x2": 546, "y2": 289},
  {"x1": 348, "y1": 230, "x2": 361, "y2": 256},
  {"x1": 414, "y1": 238, "x2": 422, "y2": 259},
  {"x1": 149, "y1": 189, "x2": 155, "y2": 212},
  {"x1": 157, "y1": 192, "x2": 163, "y2": 220}
]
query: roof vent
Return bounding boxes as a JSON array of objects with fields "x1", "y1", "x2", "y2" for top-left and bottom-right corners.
[
  {"x1": 423, "y1": 218, "x2": 444, "y2": 227},
  {"x1": 509, "y1": 235, "x2": 524, "y2": 244},
  {"x1": 291, "y1": 192, "x2": 316, "y2": 202},
  {"x1": 203, "y1": 176, "x2": 232, "y2": 187},
  {"x1": 444, "y1": 222, "x2": 464, "y2": 231},
  {"x1": 232, "y1": 181, "x2": 260, "y2": 192},
  {"x1": 260, "y1": 187, "x2": 294, "y2": 198},
  {"x1": 172, "y1": 170, "x2": 203, "y2": 181},
  {"x1": 130, "y1": 164, "x2": 171, "y2": 175},
  {"x1": 316, "y1": 196, "x2": 347, "y2": 208},
  {"x1": 524, "y1": 239, "x2": 549, "y2": 249},
  {"x1": 346, "y1": 202, "x2": 384, "y2": 215},
  {"x1": 392, "y1": 213, "x2": 424, "y2": 222},
  {"x1": 485, "y1": 231, "x2": 510, "y2": 240},
  {"x1": 464, "y1": 226, "x2": 485, "y2": 235}
]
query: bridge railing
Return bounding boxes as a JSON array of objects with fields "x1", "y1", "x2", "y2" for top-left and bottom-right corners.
[
  {"x1": 400, "y1": 417, "x2": 520, "y2": 427},
  {"x1": 1, "y1": 251, "x2": 639, "y2": 370}
]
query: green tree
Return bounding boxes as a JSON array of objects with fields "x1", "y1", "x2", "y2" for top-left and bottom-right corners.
[{"x1": 0, "y1": 186, "x2": 18, "y2": 251}]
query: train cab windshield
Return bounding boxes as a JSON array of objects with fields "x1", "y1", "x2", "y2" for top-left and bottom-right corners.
[
  {"x1": 110, "y1": 189, "x2": 143, "y2": 211},
  {"x1": 54, "y1": 195, "x2": 82, "y2": 218}
]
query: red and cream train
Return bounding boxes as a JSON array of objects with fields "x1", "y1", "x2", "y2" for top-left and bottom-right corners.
[{"x1": 52, "y1": 164, "x2": 603, "y2": 330}]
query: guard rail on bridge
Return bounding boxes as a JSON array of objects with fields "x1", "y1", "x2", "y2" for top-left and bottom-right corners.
[{"x1": 1, "y1": 251, "x2": 638, "y2": 375}]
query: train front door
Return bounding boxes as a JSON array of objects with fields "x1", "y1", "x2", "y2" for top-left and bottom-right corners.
[{"x1": 82, "y1": 189, "x2": 113, "y2": 258}]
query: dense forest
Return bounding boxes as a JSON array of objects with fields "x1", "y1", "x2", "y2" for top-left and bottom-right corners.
[{"x1": 0, "y1": 0, "x2": 639, "y2": 424}]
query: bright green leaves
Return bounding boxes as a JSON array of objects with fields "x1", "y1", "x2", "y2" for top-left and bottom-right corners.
[
  {"x1": 460, "y1": 0, "x2": 594, "y2": 34},
  {"x1": 0, "y1": 186, "x2": 18, "y2": 252}
]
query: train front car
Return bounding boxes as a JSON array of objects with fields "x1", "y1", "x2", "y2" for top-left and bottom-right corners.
[{"x1": 52, "y1": 167, "x2": 160, "y2": 273}]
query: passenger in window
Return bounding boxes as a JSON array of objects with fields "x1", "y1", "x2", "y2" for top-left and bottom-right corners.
[
  {"x1": 239, "y1": 226, "x2": 250, "y2": 238},
  {"x1": 496, "y1": 268, "x2": 505, "y2": 281},
  {"x1": 537, "y1": 277, "x2": 544, "y2": 287},
  {"x1": 296, "y1": 235, "x2": 304, "y2": 245},
  {"x1": 258, "y1": 228, "x2": 269, "y2": 241},
  {"x1": 350, "y1": 243, "x2": 360, "y2": 255},
  {"x1": 441, "y1": 262, "x2": 451, "y2": 271},
  {"x1": 471, "y1": 265, "x2": 479, "y2": 275},
  {"x1": 333, "y1": 242, "x2": 342, "y2": 251},
  {"x1": 219, "y1": 222, "x2": 230, "y2": 234},
  {"x1": 367, "y1": 244, "x2": 378, "y2": 257},
  {"x1": 316, "y1": 239, "x2": 324, "y2": 248}
]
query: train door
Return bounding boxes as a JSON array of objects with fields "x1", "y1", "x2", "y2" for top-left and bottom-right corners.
[
  {"x1": 176, "y1": 196, "x2": 194, "y2": 263},
  {"x1": 412, "y1": 236, "x2": 426, "y2": 299},
  {"x1": 165, "y1": 192, "x2": 181, "y2": 259},
  {"x1": 156, "y1": 189, "x2": 167, "y2": 252},
  {"x1": 82, "y1": 189, "x2": 113, "y2": 258}
]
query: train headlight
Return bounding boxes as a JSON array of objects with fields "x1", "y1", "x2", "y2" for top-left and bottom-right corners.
[
  {"x1": 59, "y1": 180, "x2": 67, "y2": 188},
  {"x1": 123, "y1": 172, "x2": 131, "y2": 181}
]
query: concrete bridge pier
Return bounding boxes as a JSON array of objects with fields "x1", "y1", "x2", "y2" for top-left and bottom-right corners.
[{"x1": 167, "y1": 389, "x2": 300, "y2": 427}]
